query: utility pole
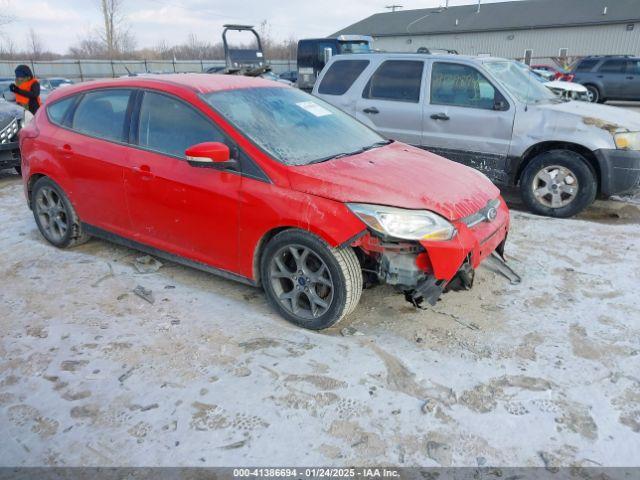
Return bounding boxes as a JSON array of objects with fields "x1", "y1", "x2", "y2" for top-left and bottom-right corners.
[
  {"x1": 385, "y1": 5, "x2": 403, "y2": 12},
  {"x1": 477, "y1": 0, "x2": 481, "y2": 12}
]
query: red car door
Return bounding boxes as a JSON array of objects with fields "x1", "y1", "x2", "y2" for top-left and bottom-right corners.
[
  {"x1": 56, "y1": 89, "x2": 134, "y2": 236},
  {"x1": 124, "y1": 90, "x2": 241, "y2": 273}
]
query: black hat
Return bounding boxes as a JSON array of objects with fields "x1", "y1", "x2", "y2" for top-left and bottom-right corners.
[{"x1": 15, "y1": 64, "x2": 33, "y2": 78}]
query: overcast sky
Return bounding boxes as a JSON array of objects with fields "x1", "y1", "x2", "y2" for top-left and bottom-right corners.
[{"x1": 2, "y1": 0, "x2": 512, "y2": 54}]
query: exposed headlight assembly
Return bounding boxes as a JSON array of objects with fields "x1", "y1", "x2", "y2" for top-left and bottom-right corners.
[
  {"x1": 347, "y1": 203, "x2": 456, "y2": 241},
  {"x1": 614, "y1": 132, "x2": 640, "y2": 151}
]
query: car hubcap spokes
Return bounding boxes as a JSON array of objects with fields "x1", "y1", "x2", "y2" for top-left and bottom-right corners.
[
  {"x1": 35, "y1": 187, "x2": 68, "y2": 242},
  {"x1": 532, "y1": 165, "x2": 579, "y2": 209},
  {"x1": 270, "y1": 245, "x2": 334, "y2": 320}
]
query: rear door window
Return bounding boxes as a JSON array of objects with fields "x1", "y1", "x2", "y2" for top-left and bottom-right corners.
[
  {"x1": 46, "y1": 96, "x2": 76, "y2": 126},
  {"x1": 430, "y1": 62, "x2": 498, "y2": 110},
  {"x1": 598, "y1": 59, "x2": 626, "y2": 73},
  {"x1": 137, "y1": 91, "x2": 225, "y2": 158},
  {"x1": 362, "y1": 60, "x2": 424, "y2": 102},
  {"x1": 318, "y1": 60, "x2": 370, "y2": 95},
  {"x1": 71, "y1": 89, "x2": 132, "y2": 142}
]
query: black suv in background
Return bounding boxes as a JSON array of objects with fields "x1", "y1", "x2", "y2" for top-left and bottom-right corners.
[{"x1": 572, "y1": 56, "x2": 640, "y2": 103}]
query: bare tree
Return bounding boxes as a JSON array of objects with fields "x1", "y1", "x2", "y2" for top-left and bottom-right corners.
[
  {"x1": 98, "y1": 0, "x2": 136, "y2": 58},
  {"x1": 27, "y1": 28, "x2": 44, "y2": 60}
]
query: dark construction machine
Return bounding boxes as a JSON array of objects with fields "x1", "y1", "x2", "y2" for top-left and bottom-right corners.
[{"x1": 221, "y1": 24, "x2": 272, "y2": 77}]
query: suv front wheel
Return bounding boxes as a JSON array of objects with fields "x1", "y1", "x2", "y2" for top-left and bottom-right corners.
[
  {"x1": 520, "y1": 150, "x2": 597, "y2": 218},
  {"x1": 585, "y1": 84, "x2": 604, "y2": 103}
]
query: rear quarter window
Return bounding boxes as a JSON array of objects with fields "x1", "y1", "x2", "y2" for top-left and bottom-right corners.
[
  {"x1": 46, "y1": 96, "x2": 75, "y2": 126},
  {"x1": 318, "y1": 60, "x2": 370, "y2": 95}
]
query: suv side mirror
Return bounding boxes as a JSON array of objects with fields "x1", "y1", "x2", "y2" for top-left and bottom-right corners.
[
  {"x1": 493, "y1": 96, "x2": 509, "y2": 111},
  {"x1": 185, "y1": 142, "x2": 238, "y2": 170}
]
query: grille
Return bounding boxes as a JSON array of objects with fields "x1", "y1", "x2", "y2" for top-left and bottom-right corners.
[{"x1": 0, "y1": 118, "x2": 19, "y2": 145}]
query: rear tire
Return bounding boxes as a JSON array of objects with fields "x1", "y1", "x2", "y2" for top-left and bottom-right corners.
[
  {"x1": 31, "y1": 177, "x2": 90, "y2": 248},
  {"x1": 261, "y1": 229, "x2": 362, "y2": 330},
  {"x1": 520, "y1": 150, "x2": 597, "y2": 218}
]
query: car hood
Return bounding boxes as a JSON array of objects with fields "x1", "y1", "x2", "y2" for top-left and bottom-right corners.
[
  {"x1": 544, "y1": 81, "x2": 587, "y2": 93},
  {"x1": 287, "y1": 142, "x2": 500, "y2": 221},
  {"x1": 536, "y1": 100, "x2": 640, "y2": 132}
]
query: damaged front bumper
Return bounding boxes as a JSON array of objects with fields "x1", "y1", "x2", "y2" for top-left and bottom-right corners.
[
  {"x1": 352, "y1": 197, "x2": 511, "y2": 307},
  {"x1": 594, "y1": 148, "x2": 640, "y2": 197}
]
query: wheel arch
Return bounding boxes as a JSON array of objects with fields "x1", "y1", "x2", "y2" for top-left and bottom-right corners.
[
  {"x1": 515, "y1": 141, "x2": 601, "y2": 194},
  {"x1": 26, "y1": 173, "x2": 47, "y2": 209},
  {"x1": 251, "y1": 224, "x2": 365, "y2": 287}
]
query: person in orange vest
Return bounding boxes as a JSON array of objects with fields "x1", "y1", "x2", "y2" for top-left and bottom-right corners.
[{"x1": 9, "y1": 65, "x2": 42, "y2": 115}]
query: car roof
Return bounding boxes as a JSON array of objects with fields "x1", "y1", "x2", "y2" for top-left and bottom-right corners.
[
  {"x1": 330, "y1": 52, "x2": 507, "y2": 63},
  {"x1": 45, "y1": 73, "x2": 284, "y2": 102}
]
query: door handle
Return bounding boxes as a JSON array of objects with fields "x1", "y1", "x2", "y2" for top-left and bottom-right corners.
[
  {"x1": 363, "y1": 107, "x2": 379, "y2": 114},
  {"x1": 132, "y1": 165, "x2": 154, "y2": 180},
  {"x1": 430, "y1": 113, "x2": 450, "y2": 121},
  {"x1": 627, "y1": 76, "x2": 635, "y2": 80}
]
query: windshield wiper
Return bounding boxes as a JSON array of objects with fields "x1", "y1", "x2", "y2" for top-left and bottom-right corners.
[{"x1": 307, "y1": 140, "x2": 393, "y2": 165}]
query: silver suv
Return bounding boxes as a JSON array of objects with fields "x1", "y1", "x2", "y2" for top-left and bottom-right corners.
[{"x1": 313, "y1": 53, "x2": 640, "y2": 217}]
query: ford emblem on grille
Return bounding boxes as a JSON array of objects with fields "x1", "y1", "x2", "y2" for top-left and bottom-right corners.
[{"x1": 485, "y1": 207, "x2": 498, "y2": 222}]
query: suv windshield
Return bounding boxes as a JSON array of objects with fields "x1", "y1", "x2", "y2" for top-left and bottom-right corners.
[
  {"x1": 338, "y1": 41, "x2": 370, "y2": 54},
  {"x1": 484, "y1": 61, "x2": 556, "y2": 104},
  {"x1": 204, "y1": 87, "x2": 386, "y2": 166}
]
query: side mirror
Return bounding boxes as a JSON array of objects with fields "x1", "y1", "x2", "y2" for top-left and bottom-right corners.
[
  {"x1": 185, "y1": 142, "x2": 238, "y2": 170},
  {"x1": 493, "y1": 98, "x2": 509, "y2": 111}
]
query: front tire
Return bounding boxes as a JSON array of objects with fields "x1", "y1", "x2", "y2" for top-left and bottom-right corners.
[
  {"x1": 585, "y1": 84, "x2": 604, "y2": 103},
  {"x1": 520, "y1": 150, "x2": 597, "y2": 218},
  {"x1": 261, "y1": 229, "x2": 363, "y2": 330},
  {"x1": 31, "y1": 177, "x2": 90, "y2": 248}
]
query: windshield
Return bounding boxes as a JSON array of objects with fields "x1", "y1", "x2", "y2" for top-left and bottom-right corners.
[
  {"x1": 338, "y1": 41, "x2": 370, "y2": 54},
  {"x1": 484, "y1": 61, "x2": 556, "y2": 103},
  {"x1": 204, "y1": 87, "x2": 386, "y2": 166}
]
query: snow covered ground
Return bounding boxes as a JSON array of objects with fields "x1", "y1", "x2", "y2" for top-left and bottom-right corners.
[{"x1": 0, "y1": 171, "x2": 639, "y2": 467}]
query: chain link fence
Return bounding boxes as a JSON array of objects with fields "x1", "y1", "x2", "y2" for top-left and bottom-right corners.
[{"x1": 0, "y1": 59, "x2": 298, "y2": 81}]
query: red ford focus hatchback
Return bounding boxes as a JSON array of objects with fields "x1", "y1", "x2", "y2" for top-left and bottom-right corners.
[{"x1": 19, "y1": 74, "x2": 510, "y2": 330}]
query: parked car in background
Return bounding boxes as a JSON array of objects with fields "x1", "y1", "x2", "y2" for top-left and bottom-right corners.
[
  {"x1": 571, "y1": 55, "x2": 640, "y2": 103},
  {"x1": 531, "y1": 64, "x2": 574, "y2": 82},
  {"x1": 532, "y1": 67, "x2": 555, "y2": 81},
  {"x1": 47, "y1": 77, "x2": 74, "y2": 89},
  {"x1": 519, "y1": 65, "x2": 588, "y2": 101},
  {"x1": 259, "y1": 70, "x2": 292, "y2": 85},
  {"x1": 205, "y1": 66, "x2": 292, "y2": 85},
  {"x1": 19, "y1": 74, "x2": 510, "y2": 329},
  {"x1": 279, "y1": 70, "x2": 298, "y2": 84},
  {"x1": 0, "y1": 78, "x2": 15, "y2": 102},
  {"x1": 314, "y1": 53, "x2": 640, "y2": 217},
  {"x1": 0, "y1": 98, "x2": 23, "y2": 173}
]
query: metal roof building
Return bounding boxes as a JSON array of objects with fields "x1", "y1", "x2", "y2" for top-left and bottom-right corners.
[{"x1": 332, "y1": 0, "x2": 640, "y2": 62}]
